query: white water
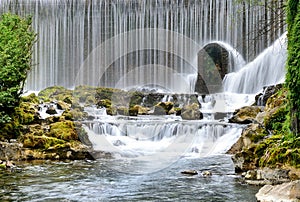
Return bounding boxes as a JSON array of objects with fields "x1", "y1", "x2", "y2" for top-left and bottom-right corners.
[
  {"x1": 83, "y1": 115, "x2": 243, "y2": 173},
  {"x1": 0, "y1": 0, "x2": 285, "y2": 91},
  {"x1": 223, "y1": 33, "x2": 287, "y2": 94}
]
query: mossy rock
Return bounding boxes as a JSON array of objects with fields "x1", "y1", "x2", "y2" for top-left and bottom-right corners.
[
  {"x1": 14, "y1": 102, "x2": 39, "y2": 125},
  {"x1": 49, "y1": 121, "x2": 78, "y2": 141},
  {"x1": 129, "y1": 105, "x2": 139, "y2": 116},
  {"x1": 264, "y1": 106, "x2": 288, "y2": 131},
  {"x1": 97, "y1": 99, "x2": 112, "y2": 108},
  {"x1": 38, "y1": 86, "x2": 71, "y2": 101},
  {"x1": 95, "y1": 87, "x2": 124, "y2": 101},
  {"x1": 56, "y1": 101, "x2": 71, "y2": 110},
  {"x1": 21, "y1": 134, "x2": 66, "y2": 149},
  {"x1": 129, "y1": 91, "x2": 144, "y2": 107},
  {"x1": 153, "y1": 102, "x2": 174, "y2": 115},
  {"x1": 169, "y1": 107, "x2": 182, "y2": 115},
  {"x1": 135, "y1": 105, "x2": 149, "y2": 115},
  {"x1": 21, "y1": 93, "x2": 39, "y2": 104},
  {"x1": 73, "y1": 85, "x2": 97, "y2": 103},
  {"x1": 265, "y1": 88, "x2": 288, "y2": 112},
  {"x1": 181, "y1": 103, "x2": 203, "y2": 120},
  {"x1": 229, "y1": 106, "x2": 263, "y2": 124}
]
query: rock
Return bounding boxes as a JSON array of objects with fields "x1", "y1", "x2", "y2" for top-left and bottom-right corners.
[
  {"x1": 129, "y1": 106, "x2": 138, "y2": 116},
  {"x1": 0, "y1": 141, "x2": 23, "y2": 161},
  {"x1": 113, "y1": 140, "x2": 126, "y2": 146},
  {"x1": 254, "y1": 84, "x2": 283, "y2": 106},
  {"x1": 227, "y1": 123, "x2": 265, "y2": 154},
  {"x1": 46, "y1": 105, "x2": 58, "y2": 115},
  {"x1": 153, "y1": 105, "x2": 167, "y2": 115},
  {"x1": 153, "y1": 102, "x2": 174, "y2": 115},
  {"x1": 231, "y1": 150, "x2": 258, "y2": 173},
  {"x1": 181, "y1": 103, "x2": 203, "y2": 120},
  {"x1": 229, "y1": 106, "x2": 263, "y2": 124},
  {"x1": 181, "y1": 170, "x2": 198, "y2": 175},
  {"x1": 256, "y1": 180, "x2": 300, "y2": 202},
  {"x1": 56, "y1": 101, "x2": 71, "y2": 110},
  {"x1": 202, "y1": 171, "x2": 212, "y2": 176}
]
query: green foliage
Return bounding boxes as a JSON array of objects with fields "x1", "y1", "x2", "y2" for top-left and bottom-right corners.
[
  {"x1": 0, "y1": 13, "x2": 36, "y2": 124},
  {"x1": 286, "y1": 0, "x2": 300, "y2": 135}
]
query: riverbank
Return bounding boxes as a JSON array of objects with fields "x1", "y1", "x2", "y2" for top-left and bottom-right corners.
[{"x1": 227, "y1": 84, "x2": 300, "y2": 201}]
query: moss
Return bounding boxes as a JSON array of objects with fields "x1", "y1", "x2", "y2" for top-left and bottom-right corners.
[
  {"x1": 21, "y1": 134, "x2": 66, "y2": 149},
  {"x1": 21, "y1": 93, "x2": 39, "y2": 104},
  {"x1": 264, "y1": 106, "x2": 288, "y2": 131},
  {"x1": 38, "y1": 86, "x2": 68, "y2": 99},
  {"x1": 14, "y1": 102, "x2": 37, "y2": 125},
  {"x1": 49, "y1": 121, "x2": 78, "y2": 141}
]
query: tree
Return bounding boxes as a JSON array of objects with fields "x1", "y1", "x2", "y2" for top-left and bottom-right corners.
[
  {"x1": 0, "y1": 13, "x2": 36, "y2": 123},
  {"x1": 286, "y1": 0, "x2": 300, "y2": 135}
]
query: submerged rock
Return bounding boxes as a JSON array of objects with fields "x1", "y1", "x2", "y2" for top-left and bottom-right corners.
[
  {"x1": 181, "y1": 170, "x2": 198, "y2": 175},
  {"x1": 202, "y1": 171, "x2": 212, "y2": 177}
]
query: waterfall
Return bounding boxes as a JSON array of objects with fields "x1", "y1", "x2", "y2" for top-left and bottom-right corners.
[
  {"x1": 223, "y1": 33, "x2": 287, "y2": 94},
  {"x1": 0, "y1": 0, "x2": 285, "y2": 92}
]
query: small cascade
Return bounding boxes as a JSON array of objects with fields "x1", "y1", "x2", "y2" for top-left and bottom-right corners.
[
  {"x1": 223, "y1": 33, "x2": 287, "y2": 94},
  {"x1": 83, "y1": 118, "x2": 243, "y2": 158}
]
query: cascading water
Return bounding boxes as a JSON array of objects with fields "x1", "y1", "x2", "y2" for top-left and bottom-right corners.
[
  {"x1": 0, "y1": 0, "x2": 285, "y2": 92},
  {"x1": 223, "y1": 33, "x2": 287, "y2": 94}
]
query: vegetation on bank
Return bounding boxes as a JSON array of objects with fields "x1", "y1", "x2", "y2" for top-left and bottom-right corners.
[
  {"x1": 0, "y1": 13, "x2": 36, "y2": 124},
  {"x1": 233, "y1": 87, "x2": 300, "y2": 170},
  {"x1": 286, "y1": 0, "x2": 300, "y2": 135}
]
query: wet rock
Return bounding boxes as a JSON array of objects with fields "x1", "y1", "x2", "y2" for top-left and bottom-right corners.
[
  {"x1": 181, "y1": 170, "x2": 198, "y2": 175},
  {"x1": 56, "y1": 101, "x2": 71, "y2": 110},
  {"x1": 255, "y1": 84, "x2": 283, "y2": 106},
  {"x1": 202, "y1": 171, "x2": 212, "y2": 177},
  {"x1": 46, "y1": 105, "x2": 58, "y2": 115},
  {"x1": 153, "y1": 105, "x2": 167, "y2": 115},
  {"x1": 256, "y1": 180, "x2": 300, "y2": 202},
  {"x1": 181, "y1": 103, "x2": 203, "y2": 120},
  {"x1": 227, "y1": 123, "x2": 265, "y2": 154},
  {"x1": 113, "y1": 140, "x2": 126, "y2": 146},
  {"x1": 229, "y1": 106, "x2": 263, "y2": 124}
]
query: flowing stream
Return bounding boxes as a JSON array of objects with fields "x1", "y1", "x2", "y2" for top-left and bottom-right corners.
[{"x1": 1, "y1": 156, "x2": 260, "y2": 201}]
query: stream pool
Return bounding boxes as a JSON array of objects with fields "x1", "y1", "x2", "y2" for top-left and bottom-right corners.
[{"x1": 0, "y1": 155, "x2": 260, "y2": 201}]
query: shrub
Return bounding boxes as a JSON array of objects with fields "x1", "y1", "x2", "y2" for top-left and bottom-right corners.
[{"x1": 0, "y1": 13, "x2": 36, "y2": 124}]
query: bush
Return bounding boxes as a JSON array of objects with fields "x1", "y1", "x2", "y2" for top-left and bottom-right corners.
[{"x1": 0, "y1": 13, "x2": 36, "y2": 124}]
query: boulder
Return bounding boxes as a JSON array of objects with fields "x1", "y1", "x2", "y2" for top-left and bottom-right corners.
[
  {"x1": 256, "y1": 180, "x2": 300, "y2": 202},
  {"x1": 153, "y1": 102, "x2": 174, "y2": 115},
  {"x1": 46, "y1": 105, "x2": 58, "y2": 115},
  {"x1": 181, "y1": 103, "x2": 203, "y2": 120},
  {"x1": 56, "y1": 101, "x2": 71, "y2": 110},
  {"x1": 229, "y1": 106, "x2": 263, "y2": 124},
  {"x1": 227, "y1": 123, "x2": 266, "y2": 154}
]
